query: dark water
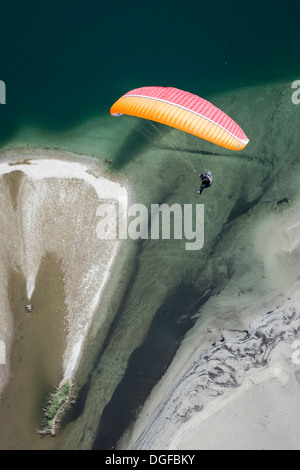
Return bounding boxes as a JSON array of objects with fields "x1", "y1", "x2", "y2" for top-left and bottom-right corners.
[
  {"x1": 91, "y1": 281, "x2": 213, "y2": 450},
  {"x1": 0, "y1": 0, "x2": 299, "y2": 146}
]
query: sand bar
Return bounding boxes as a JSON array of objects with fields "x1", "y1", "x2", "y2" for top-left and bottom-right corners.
[{"x1": 0, "y1": 147, "x2": 130, "y2": 396}]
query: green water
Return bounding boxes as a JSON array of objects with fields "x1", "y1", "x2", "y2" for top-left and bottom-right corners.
[
  {"x1": 61, "y1": 81, "x2": 300, "y2": 450},
  {"x1": 0, "y1": 0, "x2": 300, "y2": 450},
  {"x1": 0, "y1": 0, "x2": 299, "y2": 145}
]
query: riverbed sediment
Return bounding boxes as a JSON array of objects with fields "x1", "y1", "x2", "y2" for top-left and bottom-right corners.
[{"x1": 0, "y1": 146, "x2": 130, "y2": 449}]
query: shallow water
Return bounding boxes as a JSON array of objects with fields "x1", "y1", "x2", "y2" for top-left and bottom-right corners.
[
  {"x1": 0, "y1": 0, "x2": 299, "y2": 450},
  {"x1": 0, "y1": 79, "x2": 298, "y2": 450},
  {"x1": 0, "y1": 253, "x2": 66, "y2": 450},
  {"x1": 58, "y1": 81, "x2": 300, "y2": 449},
  {"x1": 0, "y1": 79, "x2": 298, "y2": 449}
]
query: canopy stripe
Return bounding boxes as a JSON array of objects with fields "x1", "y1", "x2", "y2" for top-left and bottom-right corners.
[{"x1": 110, "y1": 86, "x2": 249, "y2": 151}]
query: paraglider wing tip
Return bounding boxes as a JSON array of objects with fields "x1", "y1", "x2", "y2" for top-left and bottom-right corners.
[{"x1": 237, "y1": 136, "x2": 249, "y2": 150}]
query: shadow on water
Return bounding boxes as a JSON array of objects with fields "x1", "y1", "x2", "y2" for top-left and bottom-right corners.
[
  {"x1": 157, "y1": 144, "x2": 221, "y2": 157},
  {"x1": 112, "y1": 129, "x2": 153, "y2": 170},
  {"x1": 90, "y1": 283, "x2": 214, "y2": 450},
  {"x1": 61, "y1": 237, "x2": 217, "y2": 449},
  {"x1": 227, "y1": 195, "x2": 263, "y2": 223},
  {"x1": 111, "y1": 117, "x2": 226, "y2": 171}
]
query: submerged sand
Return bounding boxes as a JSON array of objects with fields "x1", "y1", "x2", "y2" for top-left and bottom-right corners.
[
  {"x1": 120, "y1": 198, "x2": 300, "y2": 450},
  {"x1": 0, "y1": 147, "x2": 129, "y2": 399}
]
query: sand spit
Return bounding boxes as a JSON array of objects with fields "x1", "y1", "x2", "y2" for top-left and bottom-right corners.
[
  {"x1": 124, "y1": 203, "x2": 300, "y2": 451},
  {"x1": 0, "y1": 147, "x2": 129, "y2": 395}
]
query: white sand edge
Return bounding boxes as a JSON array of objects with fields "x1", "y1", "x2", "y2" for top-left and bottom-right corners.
[{"x1": 0, "y1": 147, "x2": 131, "y2": 392}]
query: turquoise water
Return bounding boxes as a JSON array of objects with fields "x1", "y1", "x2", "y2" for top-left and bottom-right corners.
[{"x1": 0, "y1": 0, "x2": 299, "y2": 145}]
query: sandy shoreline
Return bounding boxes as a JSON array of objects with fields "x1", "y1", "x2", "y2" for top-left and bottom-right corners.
[
  {"x1": 0, "y1": 146, "x2": 130, "y2": 397},
  {"x1": 119, "y1": 197, "x2": 300, "y2": 450}
]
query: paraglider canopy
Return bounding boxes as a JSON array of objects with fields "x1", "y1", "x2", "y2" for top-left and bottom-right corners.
[{"x1": 110, "y1": 86, "x2": 249, "y2": 151}]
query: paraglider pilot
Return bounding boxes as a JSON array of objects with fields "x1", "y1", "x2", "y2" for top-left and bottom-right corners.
[{"x1": 197, "y1": 171, "x2": 212, "y2": 195}]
